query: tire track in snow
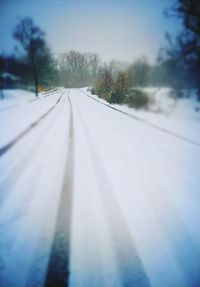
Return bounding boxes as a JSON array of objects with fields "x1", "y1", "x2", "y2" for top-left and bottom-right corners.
[
  {"x1": 0, "y1": 92, "x2": 64, "y2": 158},
  {"x1": 0, "y1": 95, "x2": 66, "y2": 214},
  {"x1": 79, "y1": 89, "x2": 200, "y2": 147},
  {"x1": 74, "y1": 101, "x2": 150, "y2": 287},
  {"x1": 44, "y1": 94, "x2": 74, "y2": 287},
  {"x1": 0, "y1": 95, "x2": 70, "y2": 287}
]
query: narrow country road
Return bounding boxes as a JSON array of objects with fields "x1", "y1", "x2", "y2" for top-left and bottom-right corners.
[{"x1": 0, "y1": 89, "x2": 200, "y2": 287}]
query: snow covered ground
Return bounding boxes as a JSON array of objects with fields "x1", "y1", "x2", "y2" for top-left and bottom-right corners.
[
  {"x1": 0, "y1": 88, "x2": 200, "y2": 287},
  {"x1": 82, "y1": 87, "x2": 200, "y2": 144}
]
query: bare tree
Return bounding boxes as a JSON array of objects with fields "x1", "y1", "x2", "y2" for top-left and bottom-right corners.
[
  {"x1": 86, "y1": 53, "x2": 101, "y2": 84},
  {"x1": 59, "y1": 51, "x2": 100, "y2": 87},
  {"x1": 165, "y1": 0, "x2": 200, "y2": 100},
  {"x1": 13, "y1": 17, "x2": 47, "y2": 96}
]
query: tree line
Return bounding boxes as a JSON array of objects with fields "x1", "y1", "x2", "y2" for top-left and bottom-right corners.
[{"x1": 0, "y1": 0, "x2": 199, "y2": 102}]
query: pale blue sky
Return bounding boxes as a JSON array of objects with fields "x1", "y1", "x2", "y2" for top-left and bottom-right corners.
[{"x1": 0, "y1": 0, "x2": 182, "y2": 63}]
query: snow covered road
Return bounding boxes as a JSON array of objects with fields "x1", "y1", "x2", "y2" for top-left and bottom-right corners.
[{"x1": 0, "y1": 88, "x2": 200, "y2": 287}]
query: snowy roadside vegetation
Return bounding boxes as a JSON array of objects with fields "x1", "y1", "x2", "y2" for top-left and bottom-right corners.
[
  {"x1": 90, "y1": 62, "x2": 200, "y2": 110},
  {"x1": 83, "y1": 86, "x2": 200, "y2": 144}
]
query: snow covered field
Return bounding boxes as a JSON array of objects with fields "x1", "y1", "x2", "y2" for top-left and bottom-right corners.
[{"x1": 0, "y1": 88, "x2": 200, "y2": 287}]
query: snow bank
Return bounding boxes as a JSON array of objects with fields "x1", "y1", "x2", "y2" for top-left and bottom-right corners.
[
  {"x1": 81, "y1": 87, "x2": 200, "y2": 144},
  {"x1": 0, "y1": 89, "x2": 37, "y2": 109}
]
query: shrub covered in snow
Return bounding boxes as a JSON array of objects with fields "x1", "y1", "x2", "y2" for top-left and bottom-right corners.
[
  {"x1": 126, "y1": 89, "x2": 150, "y2": 109},
  {"x1": 94, "y1": 68, "x2": 114, "y2": 101}
]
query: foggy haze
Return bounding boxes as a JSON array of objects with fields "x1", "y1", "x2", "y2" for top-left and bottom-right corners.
[{"x1": 0, "y1": 0, "x2": 181, "y2": 63}]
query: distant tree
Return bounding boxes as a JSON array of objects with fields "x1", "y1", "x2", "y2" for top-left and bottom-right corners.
[
  {"x1": 130, "y1": 57, "x2": 150, "y2": 87},
  {"x1": 13, "y1": 17, "x2": 47, "y2": 96},
  {"x1": 107, "y1": 60, "x2": 128, "y2": 80},
  {"x1": 157, "y1": 34, "x2": 186, "y2": 94},
  {"x1": 59, "y1": 51, "x2": 100, "y2": 87},
  {"x1": 59, "y1": 51, "x2": 86, "y2": 87},
  {"x1": 86, "y1": 53, "x2": 101, "y2": 85}
]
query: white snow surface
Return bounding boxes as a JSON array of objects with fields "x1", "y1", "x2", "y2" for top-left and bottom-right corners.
[
  {"x1": 0, "y1": 88, "x2": 200, "y2": 287},
  {"x1": 82, "y1": 87, "x2": 200, "y2": 144}
]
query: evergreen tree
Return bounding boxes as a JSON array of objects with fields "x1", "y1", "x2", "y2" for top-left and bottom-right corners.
[
  {"x1": 109, "y1": 71, "x2": 130, "y2": 104},
  {"x1": 95, "y1": 66, "x2": 114, "y2": 99}
]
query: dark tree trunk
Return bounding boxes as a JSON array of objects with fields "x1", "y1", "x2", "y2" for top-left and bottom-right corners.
[
  {"x1": 34, "y1": 74, "x2": 39, "y2": 97},
  {"x1": 0, "y1": 88, "x2": 4, "y2": 99},
  {"x1": 197, "y1": 87, "x2": 200, "y2": 101},
  {"x1": 31, "y1": 54, "x2": 39, "y2": 97},
  {"x1": 196, "y1": 57, "x2": 200, "y2": 101}
]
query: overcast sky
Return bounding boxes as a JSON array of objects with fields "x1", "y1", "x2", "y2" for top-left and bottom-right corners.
[{"x1": 0, "y1": 0, "x2": 182, "y2": 63}]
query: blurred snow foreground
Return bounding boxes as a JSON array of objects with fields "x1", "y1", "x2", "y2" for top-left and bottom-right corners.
[{"x1": 0, "y1": 87, "x2": 200, "y2": 287}]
